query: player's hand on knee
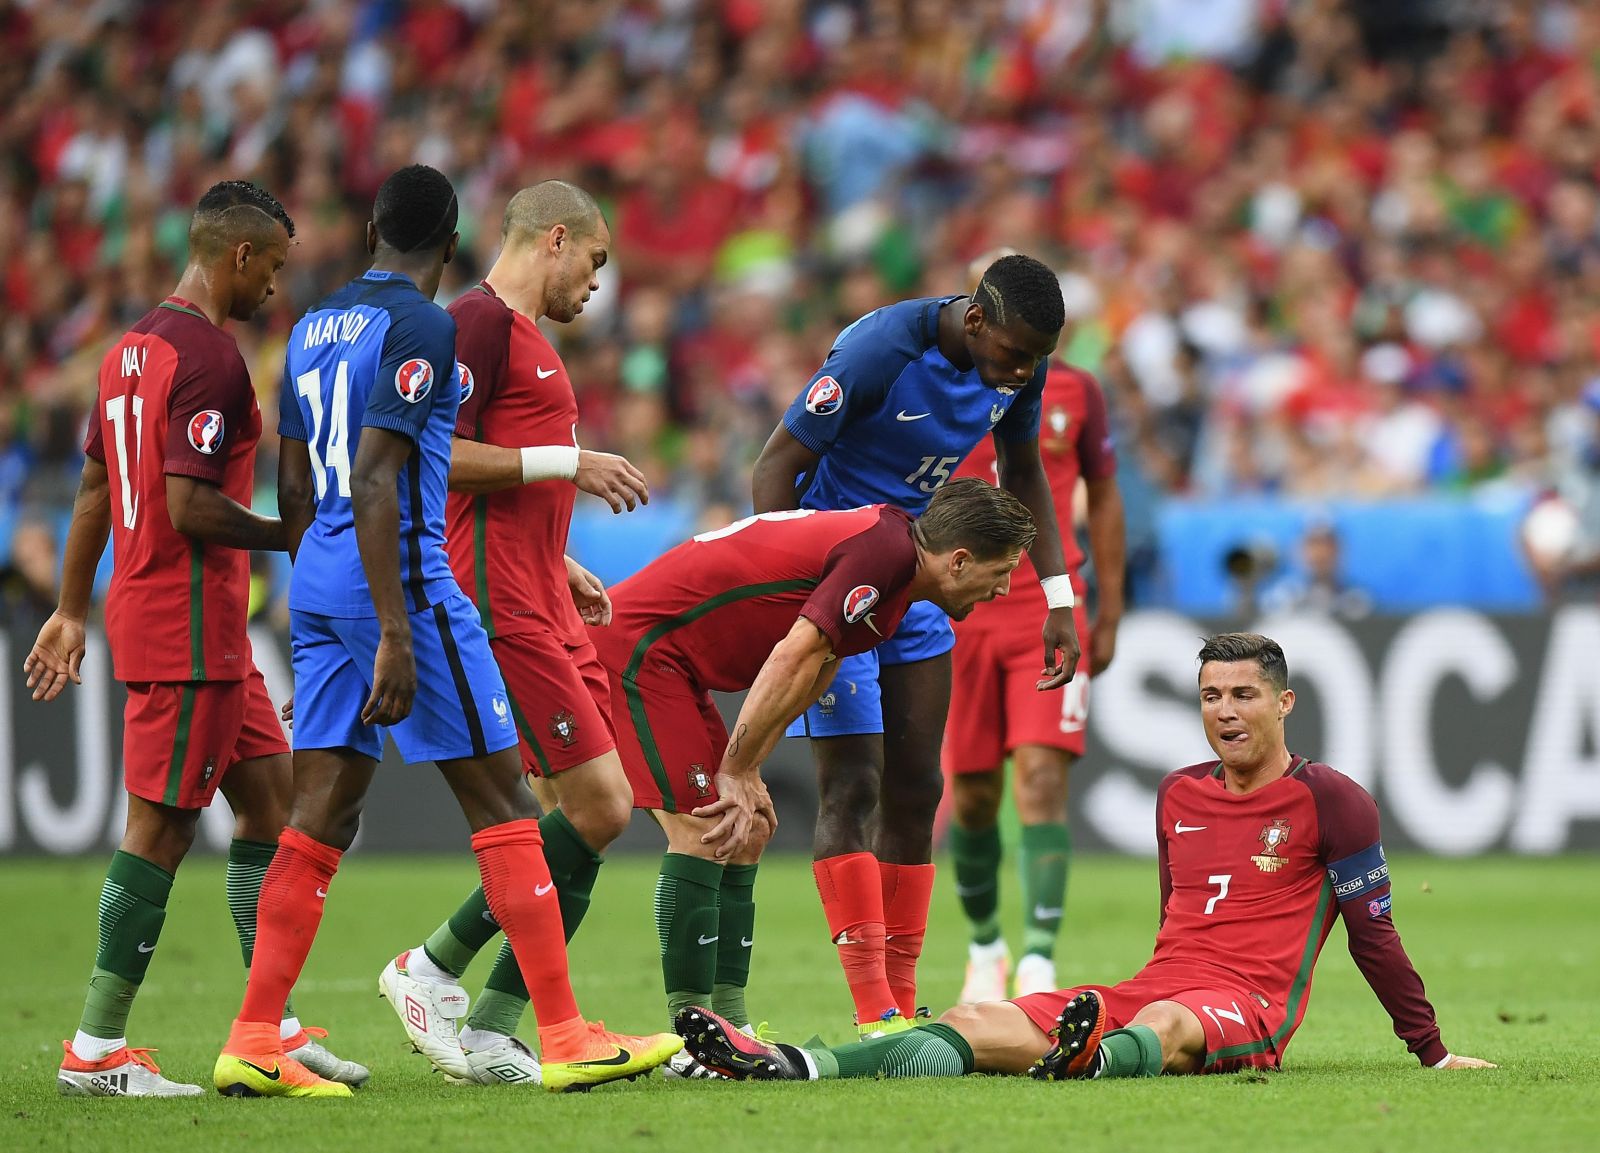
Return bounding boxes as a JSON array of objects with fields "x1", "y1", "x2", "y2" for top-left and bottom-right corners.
[
  {"x1": 363, "y1": 635, "x2": 416, "y2": 726},
  {"x1": 575, "y1": 450, "x2": 649, "y2": 514},
  {"x1": 1437, "y1": 1054, "x2": 1497, "y2": 1069},
  {"x1": 24, "y1": 611, "x2": 86, "y2": 701}
]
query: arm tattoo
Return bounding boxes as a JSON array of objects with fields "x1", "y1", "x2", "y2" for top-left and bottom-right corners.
[{"x1": 727, "y1": 723, "x2": 748, "y2": 759}]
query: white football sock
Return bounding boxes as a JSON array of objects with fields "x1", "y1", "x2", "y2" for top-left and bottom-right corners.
[
  {"x1": 406, "y1": 946, "x2": 458, "y2": 985},
  {"x1": 71, "y1": 1031, "x2": 124, "y2": 1062}
]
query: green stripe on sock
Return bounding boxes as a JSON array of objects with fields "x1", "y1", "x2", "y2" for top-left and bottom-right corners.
[
  {"x1": 1020, "y1": 822, "x2": 1071, "y2": 960},
  {"x1": 225, "y1": 838, "x2": 277, "y2": 968},
  {"x1": 711, "y1": 863, "x2": 757, "y2": 1028},
  {"x1": 655, "y1": 853, "x2": 723, "y2": 1027},
  {"x1": 949, "y1": 822, "x2": 1002, "y2": 945},
  {"x1": 826, "y1": 1021, "x2": 975, "y2": 1080}
]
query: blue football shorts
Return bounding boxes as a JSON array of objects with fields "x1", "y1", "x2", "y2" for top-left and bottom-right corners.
[{"x1": 786, "y1": 599, "x2": 954, "y2": 739}]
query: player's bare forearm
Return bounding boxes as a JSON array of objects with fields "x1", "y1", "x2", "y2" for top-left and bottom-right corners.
[
  {"x1": 350, "y1": 428, "x2": 415, "y2": 639},
  {"x1": 720, "y1": 619, "x2": 834, "y2": 777},
  {"x1": 751, "y1": 425, "x2": 819, "y2": 513},
  {"x1": 1084, "y1": 475, "x2": 1126, "y2": 621},
  {"x1": 447, "y1": 436, "x2": 523, "y2": 493},
  {"x1": 167, "y1": 475, "x2": 288, "y2": 552},
  {"x1": 995, "y1": 436, "x2": 1067, "y2": 578},
  {"x1": 56, "y1": 459, "x2": 112, "y2": 621},
  {"x1": 277, "y1": 438, "x2": 316, "y2": 561}
]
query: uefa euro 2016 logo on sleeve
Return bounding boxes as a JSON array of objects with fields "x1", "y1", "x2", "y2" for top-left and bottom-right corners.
[
  {"x1": 395, "y1": 358, "x2": 434, "y2": 404},
  {"x1": 804, "y1": 375, "x2": 843, "y2": 416},
  {"x1": 187, "y1": 410, "x2": 226, "y2": 454},
  {"x1": 456, "y1": 362, "x2": 474, "y2": 402},
  {"x1": 843, "y1": 585, "x2": 879, "y2": 623}
]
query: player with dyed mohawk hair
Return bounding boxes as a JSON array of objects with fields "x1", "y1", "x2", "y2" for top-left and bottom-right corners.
[
  {"x1": 677, "y1": 634, "x2": 1495, "y2": 1083},
  {"x1": 30, "y1": 180, "x2": 362, "y2": 1096},
  {"x1": 211, "y1": 165, "x2": 679, "y2": 1098},
  {"x1": 750, "y1": 251, "x2": 1078, "y2": 1037}
]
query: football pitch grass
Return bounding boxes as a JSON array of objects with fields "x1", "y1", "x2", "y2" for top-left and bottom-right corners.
[{"x1": 5, "y1": 852, "x2": 1595, "y2": 1153}]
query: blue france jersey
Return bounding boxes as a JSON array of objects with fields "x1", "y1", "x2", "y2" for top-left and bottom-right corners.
[
  {"x1": 280, "y1": 270, "x2": 461, "y2": 617},
  {"x1": 782, "y1": 296, "x2": 1047, "y2": 515}
]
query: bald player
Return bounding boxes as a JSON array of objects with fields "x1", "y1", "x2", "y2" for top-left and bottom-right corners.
[{"x1": 379, "y1": 180, "x2": 652, "y2": 1086}]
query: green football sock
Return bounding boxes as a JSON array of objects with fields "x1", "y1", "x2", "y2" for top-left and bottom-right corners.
[
  {"x1": 226, "y1": 838, "x2": 294, "y2": 1018},
  {"x1": 810, "y1": 1022, "x2": 975, "y2": 1080},
  {"x1": 539, "y1": 808, "x2": 603, "y2": 940},
  {"x1": 1096, "y1": 1025, "x2": 1164, "y2": 1078},
  {"x1": 949, "y1": 822, "x2": 1002, "y2": 945},
  {"x1": 1020, "y1": 822, "x2": 1071, "y2": 959},
  {"x1": 423, "y1": 886, "x2": 497, "y2": 978},
  {"x1": 655, "y1": 853, "x2": 723, "y2": 1024},
  {"x1": 712, "y1": 863, "x2": 758, "y2": 1028},
  {"x1": 78, "y1": 851, "x2": 173, "y2": 1040}
]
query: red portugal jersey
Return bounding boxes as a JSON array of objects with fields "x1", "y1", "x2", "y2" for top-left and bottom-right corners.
[
  {"x1": 1147, "y1": 758, "x2": 1447, "y2": 1066},
  {"x1": 953, "y1": 365, "x2": 1114, "y2": 618},
  {"x1": 593, "y1": 506, "x2": 920, "y2": 692},
  {"x1": 84, "y1": 297, "x2": 261, "y2": 682},
  {"x1": 445, "y1": 282, "x2": 584, "y2": 645}
]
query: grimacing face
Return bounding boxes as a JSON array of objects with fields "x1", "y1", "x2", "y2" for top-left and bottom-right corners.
[
  {"x1": 1198, "y1": 659, "x2": 1295, "y2": 771},
  {"x1": 963, "y1": 307, "x2": 1058, "y2": 392},
  {"x1": 935, "y1": 548, "x2": 1021, "y2": 620}
]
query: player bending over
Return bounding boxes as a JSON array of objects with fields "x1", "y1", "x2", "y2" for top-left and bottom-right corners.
[
  {"x1": 379, "y1": 180, "x2": 652, "y2": 1087},
  {"x1": 677, "y1": 633, "x2": 1495, "y2": 1082},
  {"x1": 211, "y1": 166, "x2": 678, "y2": 1099},
  {"x1": 28, "y1": 181, "x2": 364, "y2": 1097},
  {"x1": 590, "y1": 480, "x2": 1036, "y2": 1050}
]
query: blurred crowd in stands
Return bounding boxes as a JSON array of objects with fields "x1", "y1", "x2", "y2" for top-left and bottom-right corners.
[{"x1": 6, "y1": 0, "x2": 1600, "y2": 622}]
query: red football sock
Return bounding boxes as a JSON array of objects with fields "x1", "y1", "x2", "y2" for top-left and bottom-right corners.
[
  {"x1": 237, "y1": 827, "x2": 342, "y2": 1029},
  {"x1": 813, "y1": 852, "x2": 897, "y2": 1024},
  {"x1": 470, "y1": 820, "x2": 581, "y2": 1040},
  {"x1": 880, "y1": 861, "x2": 936, "y2": 1019}
]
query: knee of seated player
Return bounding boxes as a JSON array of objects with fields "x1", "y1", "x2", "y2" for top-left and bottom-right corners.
[
  {"x1": 950, "y1": 770, "x2": 1004, "y2": 830},
  {"x1": 936, "y1": 1001, "x2": 1050, "y2": 1075},
  {"x1": 553, "y1": 753, "x2": 633, "y2": 850},
  {"x1": 120, "y1": 797, "x2": 201, "y2": 873},
  {"x1": 1010, "y1": 746, "x2": 1072, "y2": 825},
  {"x1": 220, "y1": 753, "x2": 293, "y2": 841},
  {"x1": 1128, "y1": 1000, "x2": 1207, "y2": 1075}
]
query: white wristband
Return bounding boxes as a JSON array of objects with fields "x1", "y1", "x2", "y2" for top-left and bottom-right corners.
[
  {"x1": 1432, "y1": 1053, "x2": 1454, "y2": 1069},
  {"x1": 520, "y1": 445, "x2": 579, "y2": 484},
  {"x1": 1040, "y1": 574, "x2": 1076, "y2": 610}
]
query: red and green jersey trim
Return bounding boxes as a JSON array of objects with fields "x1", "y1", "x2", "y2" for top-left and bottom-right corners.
[{"x1": 620, "y1": 578, "x2": 818, "y2": 812}]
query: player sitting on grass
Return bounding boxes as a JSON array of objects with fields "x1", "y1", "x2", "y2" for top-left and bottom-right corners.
[
  {"x1": 588, "y1": 479, "x2": 1037, "y2": 1059},
  {"x1": 676, "y1": 633, "x2": 1495, "y2": 1082}
]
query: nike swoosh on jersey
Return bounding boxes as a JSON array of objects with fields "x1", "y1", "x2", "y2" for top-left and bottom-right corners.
[
  {"x1": 535, "y1": 366, "x2": 557, "y2": 379},
  {"x1": 237, "y1": 1059, "x2": 281, "y2": 1081},
  {"x1": 1174, "y1": 821, "x2": 1207, "y2": 834},
  {"x1": 564, "y1": 1047, "x2": 633, "y2": 1067},
  {"x1": 895, "y1": 411, "x2": 930, "y2": 421},
  {"x1": 864, "y1": 612, "x2": 881, "y2": 636}
]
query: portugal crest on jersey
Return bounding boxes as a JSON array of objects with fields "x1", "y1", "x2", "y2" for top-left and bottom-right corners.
[
  {"x1": 805, "y1": 375, "x2": 844, "y2": 415},
  {"x1": 843, "y1": 584, "x2": 879, "y2": 623},
  {"x1": 1252, "y1": 819, "x2": 1291, "y2": 873},
  {"x1": 395, "y1": 358, "x2": 434, "y2": 404},
  {"x1": 456, "y1": 361, "x2": 474, "y2": 402},
  {"x1": 187, "y1": 410, "x2": 225, "y2": 455}
]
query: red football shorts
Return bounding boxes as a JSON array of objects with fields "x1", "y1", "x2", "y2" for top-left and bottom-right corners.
[
  {"x1": 122, "y1": 663, "x2": 288, "y2": 810},
  {"x1": 1012, "y1": 966, "x2": 1286, "y2": 1072},
  {"x1": 604, "y1": 660, "x2": 727, "y2": 814},
  {"x1": 944, "y1": 598, "x2": 1091, "y2": 773},
  {"x1": 491, "y1": 631, "x2": 615, "y2": 777}
]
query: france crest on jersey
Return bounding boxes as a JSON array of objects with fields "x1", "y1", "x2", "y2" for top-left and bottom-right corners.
[
  {"x1": 781, "y1": 296, "x2": 1047, "y2": 517},
  {"x1": 280, "y1": 270, "x2": 462, "y2": 618}
]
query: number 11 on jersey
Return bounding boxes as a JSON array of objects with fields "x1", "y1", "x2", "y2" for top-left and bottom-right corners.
[{"x1": 296, "y1": 363, "x2": 352, "y2": 499}]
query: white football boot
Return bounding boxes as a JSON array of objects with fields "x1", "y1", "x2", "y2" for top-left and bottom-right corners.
[
  {"x1": 958, "y1": 938, "x2": 1011, "y2": 1004},
  {"x1": 452, "y1": 1032, "x2": 542, "y2": 1086},
  {"x1": 378, "y1": 949, "x2": 471, "y2": 1079},
  {"x1": 57, "y1": 1041, "x2": 203, "y2": 1097},
  {"x1": 1013, "y1": 953, "x2": 1058, "y2": 998},
  {"x1": 284, "y1": 1026, "x2": 371, "y2": 1087}
]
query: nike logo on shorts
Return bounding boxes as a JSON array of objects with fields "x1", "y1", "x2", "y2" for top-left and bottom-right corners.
[
  {"x1": 536, "y1": 366, "x2": 557, "y2": 379},
  {"x1": 1174, "y1": 821, "x2": 1207, "y2": 834}
]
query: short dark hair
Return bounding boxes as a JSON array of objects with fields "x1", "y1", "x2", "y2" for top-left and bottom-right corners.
[
  {"x1": 974, "y1": 253, "x2": 1064, "y2": 335},
  {"x1": 189, "y1": 180, "x2": 294, "y2": 257},
  {"x1": 915, "y1": 478, "x2": 1037, "y2": 560},
  {"x1": 1197, "y1": 633, "x2": 1289, "y2": 693},
  {"x1": 373, "y1": 164, "x2": 459, "y2": 254}
]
